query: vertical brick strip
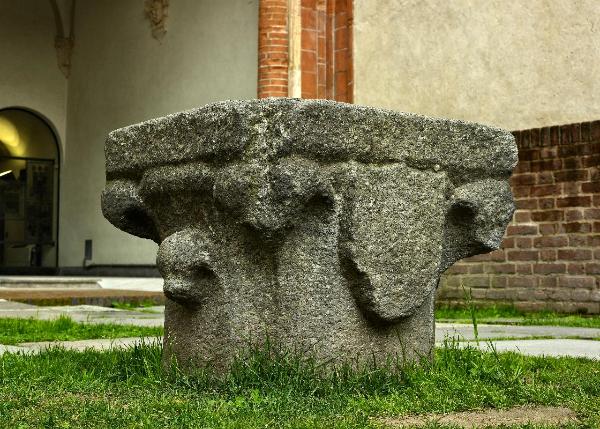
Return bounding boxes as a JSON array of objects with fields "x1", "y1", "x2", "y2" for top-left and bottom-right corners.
[
  {"x1": 300, "y1": 0, "x2": 352, "y2": 101},
  {"x1": 258, "y1": 0, "x2": 289, "y2": 98}
]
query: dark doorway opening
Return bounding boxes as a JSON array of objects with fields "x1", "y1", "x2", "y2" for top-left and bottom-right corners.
[{"x1": 0, "y1": 108, "x2": 60, "y2": 273}]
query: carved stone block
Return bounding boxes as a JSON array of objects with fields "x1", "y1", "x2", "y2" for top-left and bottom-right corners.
[{"x1": 101, "y1": 99, "x2": 517, "y2": 369}]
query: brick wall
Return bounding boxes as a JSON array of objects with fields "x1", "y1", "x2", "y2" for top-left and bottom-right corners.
[
  {"x1": 258, "y1": 0, "x2": 353, "y2": 101},
  {"x1": 439, "y1": 120, "x2": 600, "y2": 313},
  {"x1": 258, "y1": 0, "x2": 289, "y2": 98}
]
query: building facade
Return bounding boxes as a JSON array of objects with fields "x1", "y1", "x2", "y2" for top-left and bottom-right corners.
[{"x1": 1, "y1": 0, "x2": 598, "y2": 312}]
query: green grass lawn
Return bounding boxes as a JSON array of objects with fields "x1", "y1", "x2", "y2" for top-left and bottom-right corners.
[
  {"x1": 436, "y1": 305, "x2": 600, "y2": 329},
  {"x1": 0, "y1": 316, "x2": 163, "y2": 345},
  {"x1": 0, "y1": 341, "x2": 598, "y2": 428}
]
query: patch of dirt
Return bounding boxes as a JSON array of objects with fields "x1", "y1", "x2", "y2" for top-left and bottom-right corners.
[{"x1": 378, "y1": 405, "x2": 578, "y2": 428}]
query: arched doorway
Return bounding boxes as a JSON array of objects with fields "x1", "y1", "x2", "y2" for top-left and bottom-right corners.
[{"x1": 0, "y1": 108, "x2": 60, "y2": 272}]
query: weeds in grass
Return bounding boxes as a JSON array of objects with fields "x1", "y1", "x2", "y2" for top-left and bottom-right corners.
[{"x1": 460, "y1": 282, "x2": 479, "y2": 343}]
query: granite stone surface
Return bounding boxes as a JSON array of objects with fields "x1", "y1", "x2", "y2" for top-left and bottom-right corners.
[{"x1": 102, "y1": 98, "x2": 517, "y2": 369}]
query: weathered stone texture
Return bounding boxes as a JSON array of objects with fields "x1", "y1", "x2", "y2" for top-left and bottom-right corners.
[{"x1": 102, "y1": 98, "x2": 517, "y2": 368}]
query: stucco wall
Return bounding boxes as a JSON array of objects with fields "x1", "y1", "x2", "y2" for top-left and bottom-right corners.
[
  {"x1": 60, "y1": 0, "x2": 258, "y2": 267},
  {"x1": 353, "y1": 0, "x2": 600, "y2": 130},
  {"x1": 0, "y1": 0, "x2": 67, "y2": 147}
]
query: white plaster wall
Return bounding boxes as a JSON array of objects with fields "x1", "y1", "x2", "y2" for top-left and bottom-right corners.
[
  {"x1": 61, "y1": 0, "x2": 258, "y2": 266},
  {"x1": 0, "y1": 0, "x2": 67, "y2": 148},
  {"x1": 354, "y1": 0, "x2": 600, "y2": 131}
]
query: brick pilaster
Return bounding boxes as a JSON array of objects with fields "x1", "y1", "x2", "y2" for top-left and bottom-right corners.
[{"x1": 258, "y1": 0, "x2": 289, "y2": 98}]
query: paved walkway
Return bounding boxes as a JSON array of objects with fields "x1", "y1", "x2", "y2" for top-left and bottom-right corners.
[
  {"x1": 0, "y1": 300, "x2": 164, "y2": 327},
  {"x1": 452, "y1": 339, "x2": 600, "y2": 359},
  {"x1": 437, "y1": 322, "x2": 600, "y2": 340},
  {"x1": 1, "y1": 299, "x2": 599, "y2": 359},
  {"x1": 0, "y1": 276, "x2": 163, "y2": 291}
]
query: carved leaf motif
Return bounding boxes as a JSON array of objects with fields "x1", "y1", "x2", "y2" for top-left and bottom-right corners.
[{"x1": 145, "y1": 0, "x2": 169, "y2": 40}]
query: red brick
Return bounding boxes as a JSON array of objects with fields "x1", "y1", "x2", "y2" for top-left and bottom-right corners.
[
  {"x1": 540, "y1": 249, "x2": 557, "y2": 261},
  {"x1": 563, "y1": 157, "x2": 582, "y2": 170},
  {"x1": 554, "y1": 170, "x2": 589, "y2": 183},
  {"x1": 582, "y1": 182, "x2": 600, "y2": 194},
  {"x1": 484, "y1": 263, "x2": 515, "y2": 274},
  {"x1": 511, "y1": 174, "x2": 536, "y2": 186},
  {"x1": 537, "y1": 171, "x2": 554, "y2": 184},
  {"x1": 507, "y1": 277, "x2": 536, "y2": 288},
  {"x1": 539, "y1": 223, "x2": 560, "y2": 235},
  {"x1": 520, "y1": 130, "x2": 531, "y2": 148},
  {"x1": 560, "y1": 124, "x2": 572, "y2": 144},
  {"x1": 563, "y1": 182, "x2": 581, "y2": 195},
  {"x1": 571, "y1": 123, "x2": 582, "y2": 142},
  {"x1": 469, "y1": 264, "x2": 484, "y2": 274},
  {"x1": 302, "y1": 7, "x2": 317, "y2": 29},
  {"x1": 568, "y1": 263, "x2": 586, "y2": 274},
  {"x1": 534, "y1": 236, "x2": 568, "y2": 248},
  {"x1": 577, "y1": 142, "x2": 600, "y2": 156},
  {"x1": 539, "y1": 147, "x2": 558, "y2": 159},
  {"x1": 489, "y1": 277, "x2": 506, "y2": 288},
  {"x1": 582, "y1": 154, "x2": 600, "y2": 169},
  {"x1": 538, "y1": 198, "x2": 555, "y2": 209},
  {"x1": 519, "y1": 149, "x2": 538, "y2": 162},
  {"x1": 581, "y1": 122, "x2": 591, "y2": 142},
  {"x1": 584, "y1": 209, "x2": 600, "y2": 220},
  {"x1": 531, "y1": 159, "x2": 562, "y2": 172},
  {"x1": 514, "y1": 211, "x2": 531, "y2": 223},
  {"x1": 301, "y1": 29, "x2": 317, "y2": 50},
  {"x1": 595, "y1": 249, "x2": 600, "y2": 260},
  {"x1": 507, "y1": 225, "x2": 538, "y2": 236},
  {"x1": 531, "y1": 210, "x2": 563, "y2": 222},
  {"x1": 462, "y1": 275, "x2": 490, "y2": 288},
  {"x1": 445, "y1": 264, "x2": 469, "y2": 274},
  {"x1": 558, "y1": 145, "x2": 577, "y2": 157},
  {"x1": 595, "y1": 196, "x2": 600, "y2": 207},
  {"x1": 590, "y1": 120, "x2": 600, "y2": 142},
  {"x1": 540, "y1": 127, "x2": 551, "y2": 146},
  {"x1": 465, "y1": 253, "x2": 490, "y2": 262},
  {"x1": 301, "y1": 72, "x2": 317, "y2": 98},
  {"x1": 556, "y1": 196, "x2": 591, "y2": 208},
  {"x1": 515, "y1": 237, "x2": 532, "y2": 248},
  {"x1": 530, "y1": 128, "x2": 541, "y2": 147},
  {"x1": 559, "y1": 276, "x2": 596, "y2": 289},
  {"x1": 557, "y1": 249, "x2": 592, "y2": 261},
  {"x1": 568, "y1": 234, "x2": 587, "y2": 247},
  {"x1": 530, "y1": 184, "x2": 560, "y2": 197},
  {"x1": 547, "y1": 125, "x2": 559, "y2": 145},
  {"x1": 507, "y1": 250, "x2": 538, "y2": 261},
  {"x1": 540, "y1": 276, "x2": 558, "y2": 288},
  {"x1": 489, "y1": 250, "x2": 507, "y2": 262},
  {"x1": 565, "y1": 209, "x2": 584, "y2": 222},
  {"x1": 301, "y1": 0, "x2": 317, "y2": 8},
  {"x1": 514, "y1": 199, "x2": 538, "y2": 210},
  {"x1": 501, "y1": 237, "x2": 515, "y2": 248},
  {"x1": 516, "y1": 263, "x2": 533, "y2": 274},
  {"x1": 514, "y1": 162, "x2": 531, "y2": 174},
  {"x1": 588, "y1": 235, "x2": 600, "y2": 246},
  {"x1": 586, "y1": 263, "x2": 600, "y2": 274},
  {"x1": 533, "y1": 263, "x2": 566, "y2": 274},
  {"x1": 563, "y1": 222, "x2": 592, "y2": 233}
]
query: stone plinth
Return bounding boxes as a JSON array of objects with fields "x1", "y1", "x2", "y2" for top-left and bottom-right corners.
[{"x1": 101, "y1": 98, "x2": 517, "y2": 369}]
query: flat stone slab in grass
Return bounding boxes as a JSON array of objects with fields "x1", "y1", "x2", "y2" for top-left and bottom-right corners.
[
  {"x1": 437, "y1": 322, "x2": 600, "y2": 340},
  {"x1": 455, "y1": 338, "x2": 600, "y2": 360},
  {"x1": 102, "y1": 98, "x2": 517, "y2": 369},
  {"x1": 379, "y1": 406, "x2": 578, "y2": 428}
]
